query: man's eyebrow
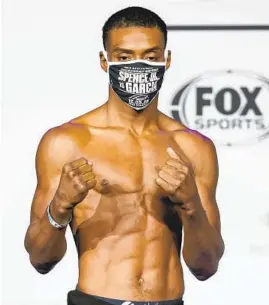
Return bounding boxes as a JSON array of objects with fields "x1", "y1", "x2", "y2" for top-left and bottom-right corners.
[
  {"x1": 142, "y1": 47, "x2": 162, "y2": 53},
  {"x1": 112, "y1": 47, "x2": 134, "y2": 53},
  {"x1": 111, "y1": 46, "x2": 162, "y2": 53}
]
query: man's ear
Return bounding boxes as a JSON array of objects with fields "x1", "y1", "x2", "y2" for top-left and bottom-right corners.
[
  {"x1": 166, "y1": 50, "x2": 171, "y2": 70},
  {"x1": 99, "y1": 50, "x2": 108, "y2": 72}
]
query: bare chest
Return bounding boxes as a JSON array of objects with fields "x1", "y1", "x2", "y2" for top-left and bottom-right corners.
[
  {"x1": 82, "y1": 132, "x2": 171, "y2": 196},
  {"x1": 71, "y1": 130, "x2": 181, "y2": 239}
]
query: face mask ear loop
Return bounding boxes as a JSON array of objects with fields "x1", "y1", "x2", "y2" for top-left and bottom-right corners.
[
  {"x1": 164, "y1": 49, "x2": 169, "y2": 61},
  {"x1": 102, "y1": 49, "x2": 110, "y2": 82},
  {"x1": 164, "y1": 49, "x2": 169, "y2": 70}
]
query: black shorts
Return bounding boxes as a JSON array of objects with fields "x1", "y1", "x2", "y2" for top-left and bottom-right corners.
[{"x1": 67, "y1": 290, "x2": 184, "y2": 305}]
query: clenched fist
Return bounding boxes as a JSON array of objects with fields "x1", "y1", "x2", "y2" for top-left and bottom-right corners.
[
  {"x1": 51, "y1": 157, "x2": 96, "y2": 222},
  {"x1": 156, "y1": 147, "x2": 198, "y2": 205}
]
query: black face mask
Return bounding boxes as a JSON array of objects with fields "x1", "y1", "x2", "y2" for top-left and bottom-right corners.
[{"x1": 104, "y1": 53, "x2": 167, "y2": 110}]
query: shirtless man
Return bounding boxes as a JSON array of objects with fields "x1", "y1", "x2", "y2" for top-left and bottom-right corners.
[{"x1": 24, "y1": 6, "x2": 224, "y2": 305}]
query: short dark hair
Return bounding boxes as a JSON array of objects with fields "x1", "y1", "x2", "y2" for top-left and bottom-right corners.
[{"x1": 102, "y1": 6, "x2": 167, "y2": 50}]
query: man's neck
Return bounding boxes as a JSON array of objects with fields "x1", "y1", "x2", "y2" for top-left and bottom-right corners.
[{"x1": 105, "y1": 89, "x2": 159, "y2": 136}]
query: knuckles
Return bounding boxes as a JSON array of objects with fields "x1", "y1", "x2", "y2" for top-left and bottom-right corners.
[
  {"x1": 63, "y1": 164, "x2": 93, "y2": 179},
  {"x1": 62, "y1": 164, "x2": 71, "y2": 174},
  {"x1": 83, "y1": 165, "x2": 93, "y2": 173},
  {"x1": 68, "y1": 169, "x2": 77, "y2": 178},
  {"x1": 79, "y1": 157, "x2": 88, "y2": 163},
  {"x1": 182, "y1": 166, "x2": 189, "y2": 174},
  {"x1": 89, "y1": 173, "x2": 96, "y2": 179},
  {"x1": 179, "y1": 173, "x2": 186, "y2": 181},
  {"x1": 88, "y1": 179, "x2": 97, "y2": 188},
  {"x1": 159, "y1": 165, "x2": 188, "y2": 181},
  {"x1": 164, "y1": 159, "x2": 190, "y2": 175},
  {"x1": 163, "y1": 164, "x2": 174, "y2": 172},
  {"x1": 158, "y1": 170, "x2": 166, "y2": 179},
  {"x1": 62, "y1": 157, "x2": 90, "y2": 174}
]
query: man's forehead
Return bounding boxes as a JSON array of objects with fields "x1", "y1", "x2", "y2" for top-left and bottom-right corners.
[
  {"x1": 111, "y1": 46, "x2": 163, "y2": 53},
  {"x1": 107, "y1": 27, "x2": 165, "y2": 50}
]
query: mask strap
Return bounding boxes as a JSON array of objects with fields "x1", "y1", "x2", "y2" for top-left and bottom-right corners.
[{"x1": 164, "y1": 49, "x2": 169, "y2": 62}]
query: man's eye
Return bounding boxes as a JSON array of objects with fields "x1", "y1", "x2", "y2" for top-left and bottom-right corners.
[
  {"x1": 119, "y1": 56, "x2": 130, "y2": 61},
  {"x1": 146, "y1": 57, "x2": 157, "y2": 61}
]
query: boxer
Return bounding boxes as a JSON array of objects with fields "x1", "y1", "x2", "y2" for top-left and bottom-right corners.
[{"x1": 24, "y1": 6, "x2": 224, "y2": 305}]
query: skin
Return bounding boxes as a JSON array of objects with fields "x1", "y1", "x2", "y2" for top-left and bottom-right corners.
[{"x1": 24, "y1": 26, "x2": 224, "y2": 300}]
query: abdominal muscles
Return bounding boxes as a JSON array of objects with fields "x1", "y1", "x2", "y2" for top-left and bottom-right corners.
[{"x1": 76, "y1": 194, "x2": 184, "y2": 300}]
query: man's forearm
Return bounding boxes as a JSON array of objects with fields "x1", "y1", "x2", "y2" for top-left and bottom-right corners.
[
  {"x1": 24, "y1": 199, "x2": 70, "y2": 273},
  {"x1": 179, "y1": 199, "x2": 224, "y2": 280}
]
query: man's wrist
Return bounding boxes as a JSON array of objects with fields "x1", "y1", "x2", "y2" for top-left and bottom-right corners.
[
  {"x1": 49, "y1": 196, "x2": 72, "y2": 225},
  {"x1": 174, "y1": 195, "x2": 207, "y2": 221}
]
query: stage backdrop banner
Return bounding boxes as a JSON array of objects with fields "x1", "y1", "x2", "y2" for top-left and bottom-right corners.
[
  {"x1": 2, "y1": 1, "x2": 269, "y2": 305},
  {"x1": 159, "y1": 25, "x2": 269, "y2": 305}
]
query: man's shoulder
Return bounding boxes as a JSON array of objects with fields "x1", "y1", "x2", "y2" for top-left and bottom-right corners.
[
  {"x1": 37, "y1": 113, "x2": 97, "y2": 165},
  {"x1": 172, "y1": 128, "x2": 214, "y2": 151},
  {"x1": 158, "y1": 111, "x2": 215, "y2": 150},
  {"x1": 36, "y1": 121, "x2": 92, "y2": 169},
  {"x1": 168, "y1": 124, "x2": 217, "y2": 170},
  {"x1": 40, "y1": 107, "x2": 104, "y2": 147},
  {"x1": 40, "y1": 121, "x2": 91, "y2": 148},
  {"x1": 158, "y1": 111, "x2": 186, "y2": 132}
]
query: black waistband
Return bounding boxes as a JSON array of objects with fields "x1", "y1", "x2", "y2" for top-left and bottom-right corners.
[{"x1": 67, "y1": 290, "x2": 184, "y2": 305}]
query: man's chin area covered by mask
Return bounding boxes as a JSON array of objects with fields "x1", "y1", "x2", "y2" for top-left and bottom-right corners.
[{"x1": 107, "y1": 60, "x2": 166, "y2": 110}]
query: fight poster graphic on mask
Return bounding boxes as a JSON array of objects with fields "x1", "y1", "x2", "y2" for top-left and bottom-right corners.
[
  {"x1": 162, "y1": 26, "x2": 269, "y2": 147},
  {"x1": 108, "y1": 61, "x2": 166, "y2": 110}
]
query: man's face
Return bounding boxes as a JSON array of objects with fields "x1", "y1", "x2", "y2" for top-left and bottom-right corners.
[{"x1": 101, "y1": 26, "x2": 170, "y2": 69}]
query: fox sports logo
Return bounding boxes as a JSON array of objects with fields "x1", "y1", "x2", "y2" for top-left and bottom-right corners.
[{"x1": 170, "y1": 70, "x2": 269, "y2": 146}]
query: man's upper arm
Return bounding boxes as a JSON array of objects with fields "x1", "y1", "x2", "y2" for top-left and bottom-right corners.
[
  {"x1": 193, "y1": 138, "x2": 221, "y2": 232},
  {"x1": 30, "y1": 127, "x2": 71, "y2": 224}
]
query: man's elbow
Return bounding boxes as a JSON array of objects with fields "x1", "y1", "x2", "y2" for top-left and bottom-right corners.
[
  {"x1": 189, "y1": 262, "x2": 219, "y2": 281},
  {"x1": 34, "y1": 265, "x2": 51, "y2": 275},
  {"x1": 191, "y1": 265, "x2": 218, "y2": 281},
  {"x1": 30, "y1": 257, "x2": 58, "y2": 275}
]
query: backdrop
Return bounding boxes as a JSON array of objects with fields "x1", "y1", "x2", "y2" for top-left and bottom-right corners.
[{"x1": 2, "y1": 0, "x2": 269, "y2": 305}]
